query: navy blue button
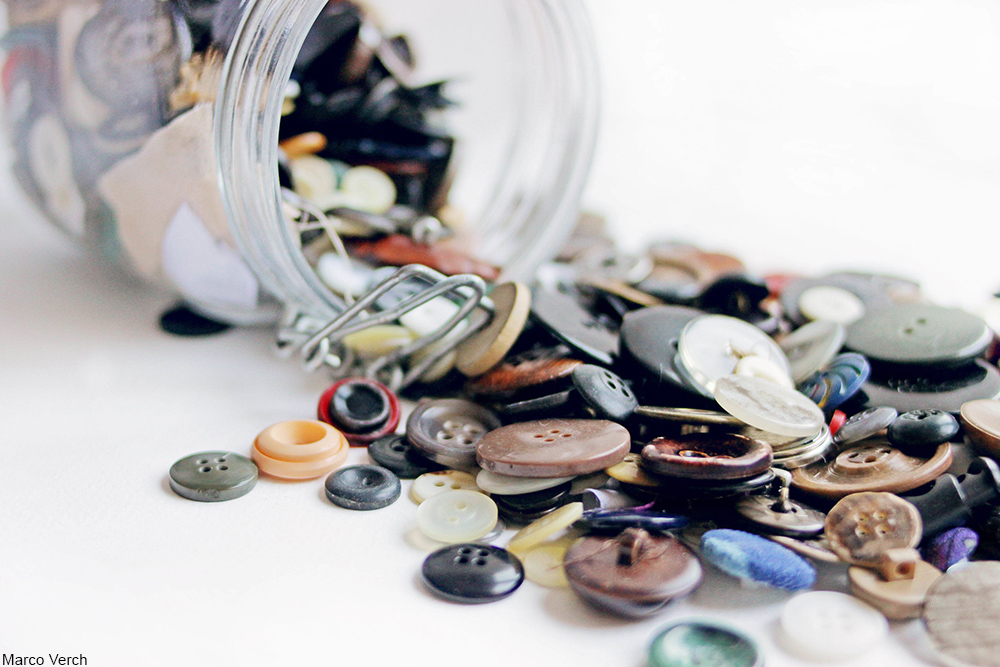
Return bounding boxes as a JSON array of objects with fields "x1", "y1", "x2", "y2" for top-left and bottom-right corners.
[
  {"x1": 324, "y1": 465, "x2": 401, "y2": 510},
  {"x1": 422, "y1": 544, "x2": 524, "y2": 603},
  {"x1": 887, "y1": 410, "x2": 960, "y2": 451},
  {"x1": 578, "y1": 508, "x2": 689, "y2": 534}
]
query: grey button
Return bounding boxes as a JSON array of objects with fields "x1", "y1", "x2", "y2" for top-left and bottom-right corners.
[
  {"x1": 324, "y1": 465, "x2": 401, "y2": 510},
  {"x1": 834, "y1": 406, "x2": 897, "y2": 446},
  {"x1": 169, "y1": 451, "x2": 258, "y2": 502},
  {"x1": 846, "y1": 304, "x2": 992, "y2": 368},
  {"x1": 406, "y1": 398, "x2": 501, "y2": 468}
]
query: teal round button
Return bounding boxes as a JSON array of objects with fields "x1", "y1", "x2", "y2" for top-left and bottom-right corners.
[{"x1": 648, "y1": 621, "x2": 762, "y2": 667}]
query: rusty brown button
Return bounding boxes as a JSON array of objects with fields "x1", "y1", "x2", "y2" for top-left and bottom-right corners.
[
  {"x1": 563, "y1": 527, "x2": 703, "y2": 617},
  {"x1": 960, "y1": 399, "x2": 1000, "y2": 460},
  {"x1": 824, "y1": 492, "x2": 922, "y2": 567},
  {"x1": 348, "y1": 234, "x2": 501, "y2": 281},
  {"x1": 475, "y1": 419, "x2": 630, "y2": 478},
  {"x1": 639, "y1": 433, "x2": 772, "y2": 481},
  {"x1": 790, "y1": 439, "x2": 953, "y2": 501},
  {"x1": 464, "y1": 355, "x2": 583, "y2": 399},
  {"x1": 923, "y1": 562, "x2": 1000, "y2": 667}
]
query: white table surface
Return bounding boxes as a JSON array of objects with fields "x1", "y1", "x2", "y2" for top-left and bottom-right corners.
[{"x1": 2, "y1": 2, "x2": 998, "y2": 666}]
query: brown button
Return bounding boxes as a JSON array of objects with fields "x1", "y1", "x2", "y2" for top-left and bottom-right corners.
[
  {"x1": 640, "y1": 433, "x2": 772, "y2": 481},
  {"x1": 455, "y1": 282, "x2": 531, "y2": 377},
  {"x1": 824, "y1": 492, "x2": 922, "y2": 567},
  {"x1": 475, "y1": 419, "x2": 630, "y2": 478},
  {"x1": 768, "y1": 534, "x2": 842, "y2": 563},
  {"x1": 790, "y1": 439, "x2": 953, "y2": 500},
  {"x1": 848, "y1": 560, "x2": 942, "y2": 620},
  {"x1": 464, "y1": 356, "x2": 583, "y2": 399},
  {"x1": 563, "y1": 528, "x2": 703, "y2": 617},
  {"x1": 960, "y1": 399, "x2": 1000, "y2": 459},
  {"x1": 923, "y1": 562, "x2": 1000, "y2": 667},
  {"x1": 347, "y1": 234, "x2": 501, "y2": 281}
]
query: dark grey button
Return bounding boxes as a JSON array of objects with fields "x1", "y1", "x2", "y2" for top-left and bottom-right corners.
[
  {"x1": 619, "y1": 305, "x2": 704, "y2": 392},
  {"x1": 406, "y1": 398, "x2": 500, "y2": 468},
  {"x1": 422, "y1": 544, "x2": 524, "y2": 603},
  {"x1": 735, "y1": 495, "x2": 826, "y2": 539},
  {"x1": 856, "y1": 360, "x2": 1000, "y2": 414},
  {"x1": 834, "y1": 406, "x2": 898, "y2": 446},
  {"x1": 324, "y1": 464, "x2": 401, "y2": 510},
  {"x1": 367, "y1": 434, "x2": 441, "y2": 479},
  {"x1": 578, "y1": 508, "x2": 689, "y2": 534},
  {"x1": 328, "y1": 379, "x2": 391, "y2": 432},
  {"x1": 846, "y1": 304, "x2": 992, "y2": 369},
  {"x1": 169, "y1": 451, "x2": 257, "y2": 502},
  {"x1": 571, "y1": 364, "x2": 637, "y2": 422},
  {"x1": 530, "y1": 285, "x2": 619, "y2": 365},
  {"x1": 491, "y1": 481, "x2": 572, "y2": 512},
  {"x1": 887, "y1": 410, "x2": 960, "y2": 451}
]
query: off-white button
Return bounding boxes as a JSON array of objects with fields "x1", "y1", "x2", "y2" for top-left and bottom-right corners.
[
  {"x1": 780, "y1": 591, "x2": 888, "y2": 661},
  {"x1": 416, "y1": 490, "x2": 498, "y2": 543},
  {"x1": 798, "y1": 286, "x2": 865, "y2": 325},
  {"x1": 410, "y1": 470, "x2": 481, "y2": 504},
  {"x1": 714, "y1": 375, "x2": 825, "y2": 437}
]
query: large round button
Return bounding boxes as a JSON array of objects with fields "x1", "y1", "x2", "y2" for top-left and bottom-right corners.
[
  {"x1": 252, "y1": 420, "x2": 349, "y2": 480},
  {"x1": 324, "y1": 464, "x2": 400, "y2": 510},
  {"x1": 416, "y1": 490, "x2": 499, "y2": 543},
  {"x1": 619, "y1": 305, "x2": 704, "y2": 392},
  {"x1": 530, "y1": 285, "x2": 619, "y2": 366},
  {"x1": 714, "y1": 375, "x2": 825, "y2": 437},
  {"x1": 735, "y1": 495, "x2": 826, "y2": 539},
  {"x1": 648, "y1": 621, "x2": 762, "y2": 667},
  {"x1": 923, "y1": 562, "x2": 1000, "y2": 667},
  {"x1": 455, "y1": 281, "x2": 531, "y2": 376},
  {"x1": 475, "y1": 469, "x2": 572, "y2": 495},
  {"x1": 169, "y1": 451, "x2": 257, "y2": 502},
  {"x1": 780, "y1": 591, "x2": 888, "y2": 661},
  {"x1": 476, "y1": 419, "x2": 631, "y2": 478},
  {"x1": 421, "y1": 544, "x2": 524, "y2": 603},
  {"x1": 406, "y1": 398, "x2": 501, "y2": 469},
  {"x1": 464, "y1": 356, "x2": 582, "y2": 399},
  {"x1": 677, "y1": 314, "x2": 790, "y2": 396},
  {"x1": 856, "y1": 359, "x2": 1000, "y2": 414},
  {"x1": 824, "y1": 492, "x2": 922, "y2": 567},
  {"x1": 640, "y1": 433, "x2": 772, "y2": 481},
  {"x1": 791, "y1": 440, "x2": 953, "y2": 500},
  {"x1": 846, "y1": 304, "x2": 992, "y2": 368},
  {"x1": 960, "y1": 399, "x2": 1000, "y2": 459},
  {"x1": 563, "y1": 528, "x2": 702, "y2": 617}
]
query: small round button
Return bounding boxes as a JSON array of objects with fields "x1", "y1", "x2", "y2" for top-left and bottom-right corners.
[
  {"x1": 416, "y1": 490, "x2": 499, "y2": 543},
  {"x1": 824, "y1": 492, "x2": 922, "y2": 567},
  {"x1": 476, "y1": 419, "x2": 631, "y2": 478},
  {"x1": 648, "y1": 621, "x2": 763, "y2": 667},
  {"x1": 735, "y1": 495, "x2": 826, "y2": 539},
  {"x1": 317, "y1": 377, "x2": 400, "y2": 446},
  {"x1": 848, "y1": 561, "x2": 941, "y2": 620},
  {"x1": 780, "y1": 591, "x2": 888, "y2": 661},
  {"x1": 406, "y1": 398, "x2": 501, "y2": 469},
  {"x1": 421, "y1": 544, "x2": 524, "y2": 603},
  {"x1": 887, "y1": 409, "x2": 960, "y2": 451},
  {"x1": 455, "y1": 281, "x2": 531, "y2": 377},
  {"x1": 367, "y1": 435, "x2": 441, "y2": 480},
  {"x1": 571, "y1": 364, "x2": 638, "y2": 422},
  {"x1": 713, "y1": 375, "x2": 825, "y2": 437},
  {"x1": 410, "y1": 470, "x2": 481, "y2": 504},
  {"x1": 641, "y1": 432, "x2": 772, "y2": 481},
  {"x1": 798, "y1": 285, "x2": 865, "y2": 325},
  {"x1": 252, "y1": 420, "x2": 349, "y2": 480},
  {"x1": 923, "y1": 562, "x2": 1000, "y2": 667},
  {"x1": 834, "y1": 406, "x2": 897, "y2": 446},
  {"x1": 324, "y1": 464, "x2": 400, "y2": 510},
  {"x1": 169, "y1": 451, "x2": 257, "y2": 502}
]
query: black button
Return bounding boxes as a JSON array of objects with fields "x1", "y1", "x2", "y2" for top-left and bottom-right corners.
[
  {"x1": 578, "y1": 508, "x2": 689, "y2": 534},
  {"x1": 421, "y1": 544, "x2": 524, "y2": 603},
  {"x1": 324, "y1": 465, "x2": 401, "y2": 510},
  {"x1": 619, "y1": 305, "x2": 705, "y2": 395},
  {"x1": 571, "y1": 365, "x2": 637, "y2": 422},
  {"x1": 329, "y1": 379, "x2": 391, "y2": 431},
  {"x1": 491, "y1": 481, "x2": 573, "y2": 513},
  {"x1": 159, "y1": 304, "x2": 230, "y2": 337},
  {"x1": 854, "y1": 360, "x2": 1000, "y2": 414},
  {"x1": 530, "y1": 285, "x2": 619, "y2": 365},
  {"x1": 366, "y1": 434, "x2": 441, "y2": 479},
  {"x1": 887, "y1": 410, "x2": 960, "y2": 451}
]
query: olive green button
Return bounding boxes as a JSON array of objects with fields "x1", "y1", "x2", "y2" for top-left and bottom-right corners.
[
  {"x1": 169, "y1": 451, "x2": 258, "y2": 502},
  {"x1": 648, "y1": 620, "x2": 763, "y2": 667}
]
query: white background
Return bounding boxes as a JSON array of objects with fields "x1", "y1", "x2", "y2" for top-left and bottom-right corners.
[{"x1": 2, "y1": 1, "x2": 998, "y2": 666}]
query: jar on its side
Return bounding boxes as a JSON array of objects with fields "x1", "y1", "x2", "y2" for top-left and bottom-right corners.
[{"x1": 3, "y1": 0, "x2": 600, "y2": 325}]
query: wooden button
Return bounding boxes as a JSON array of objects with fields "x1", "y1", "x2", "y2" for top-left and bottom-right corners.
[
  {"x1": 961, "y1": 399, "x2": 1000, "y2": 459},
  {"x1": 923, "y1": 562, "x2": 1000, "y2": 667},
  {"x1": 640, "y1": 433, "x2": 772, "y2": 481},
  {"x1": 563, "y1": 528, "x2": 702, "y2": 617},
  {"x1": 824, "y1": 492, "x2": 922, "y2": 567},
  {"x1": 791, "y1": 439, "x2": 953, "y2": 500},
  {"x1": 455, "y1": 282, "x2": 531, "y2": 377},
  {"x1": 476, "y1": 419, "x2": 630, "y2": 478},
  {"x1": 848, "y1": 560, "x2": 941, "y2": 620},
  {"x1": 464, "y1": 355, "x2": 582, "y2": 399}
]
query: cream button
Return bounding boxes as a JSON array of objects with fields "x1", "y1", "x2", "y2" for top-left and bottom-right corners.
[
  {"x1": 410, "y1": 470, "x2": 481, "y2": 504},
  {"x1": 714, "y1": 375, "x2": 825, "y2": 437},
  {"x1": 416, "y1": 490, "x2": 499, "y2": 543},
  {"x1": 780, "y1": 591, "x2": 888, "y2": 661}
]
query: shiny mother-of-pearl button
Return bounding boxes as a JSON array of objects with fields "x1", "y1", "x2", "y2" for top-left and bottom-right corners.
[
  {"x1": 780, "y1": 319, "x2": 846, "y2": 383},
  {"x1": 476, "y1": 469, "x2": 573, "y2": 495},
  {"x1": 410, "y1": 470, "x2": 481, "y2": 504},
  {"x1": 339, "y1": 165, "x2": 397, "y2": 214},
  {"x1": 677, "y1": 315, "x2": 790, "y2": 395},
  {"x1": 734, "y1": 354, "x2": 793, "y2": 388},
  {"x1": 416, "y1": 490, "x2": 499, "y2": 543},
  {"x1": 780, "y1": 591, "x2": 888, "y2": 661},
  {"x1": 714, "y1": 375, "x2": 826, "y2": 437},
  {"x1": 798, "y1": 286, "x2": 865, "y2": 325}
]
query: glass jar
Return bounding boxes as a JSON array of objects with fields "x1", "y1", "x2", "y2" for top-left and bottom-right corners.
[{"x1": 2, "y1": 0, "x2": 599, "y2": 326}]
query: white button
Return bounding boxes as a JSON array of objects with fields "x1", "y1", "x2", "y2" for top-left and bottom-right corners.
[
  {"x1": 780, "y1": 591, "x2": 888, "y2": 661},
  {"x1": 476, "y1": 470, "x2": 573, "y2": 495},
  {"x1": 416, "y1": 490, "x2": 498, "y2": 543},
  {"x1": 780, "y1": 320, "x2": 846, "y2": 383},
  {"x1": 339, "y1": 165, "x2": 396, "y2": 214},
  {"x1": 798, "y1": 286, "x2": 865, "y2": 325},
  {"x1": 410, "y1": 470, "x2": 481, "y2": 504},
  {"x1": 316, "y1": 252, "x2": 371, "y2": 298},
  {"x1": 400, "y1": 295, "x2": 461, "y2": 337},
  {"x1": 678, "y1": 315, "x2": 790, "y2": 395},
  {"x1": 290, "y1": 155, "x2": 338, "y2": 201},
  {"x1": 734, "y1": 354, "x2": 793, "y2": 388},
  {"x1": 714, "y1": 375, "x2": 825, "y2": 437}
]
